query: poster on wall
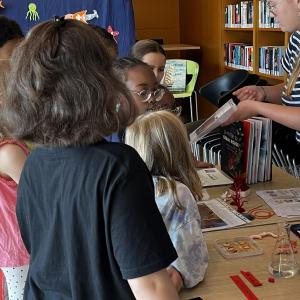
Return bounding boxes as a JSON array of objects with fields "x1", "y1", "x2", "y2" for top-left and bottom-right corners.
[{"x1": 1, "y1": 0, "x2": 135, "y2": 56}]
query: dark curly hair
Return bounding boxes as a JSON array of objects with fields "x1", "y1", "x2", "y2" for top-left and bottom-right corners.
[
  {"x1": 1, "y1": 19, "x2": 136, "y2": 146},
  {"x1": 0, "y1": 16, "x2": 23, "y2": 48}
]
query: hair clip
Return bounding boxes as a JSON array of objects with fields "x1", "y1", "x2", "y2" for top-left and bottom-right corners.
[
  {"x1": 53, "y1": 15, "x2": 65, "y2": 22},
  {"x1": 53, "y1": 15, "x2": 67, "y2": 29}
]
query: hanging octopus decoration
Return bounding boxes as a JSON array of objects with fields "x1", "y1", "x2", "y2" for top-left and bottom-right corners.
[{"x1": 26, "y1": 3, "x2": 40, "y2": 21}]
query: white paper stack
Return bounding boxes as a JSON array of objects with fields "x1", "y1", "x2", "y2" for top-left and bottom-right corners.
[{"x1": 256, "y1": 188, "x2": 300, "y2": 217}]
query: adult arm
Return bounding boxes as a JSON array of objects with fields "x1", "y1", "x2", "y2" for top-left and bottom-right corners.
[
  {"x1": 233, "y1": 83, "x2": 283, "y2": 105},
  {"x1": 0, "y1": 144, "x2": 27, "y2": 183},
  {"x1": 128, "y1": 269, "x2": 179, "y2": 300},
  {"x1": 224, "y1": 100, "x2": 300, "y2": 130}
]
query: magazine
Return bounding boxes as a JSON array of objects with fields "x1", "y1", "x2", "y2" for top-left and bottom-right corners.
[
  {"x1": 198, "y1": 198, "x2": 251, "y2": 232},
  {"x1": 221, "y1": 117, "x2": 272, "y2": 184},
  {"x1": 256, "y1": 188, "x2": 300, "y2": 218}
]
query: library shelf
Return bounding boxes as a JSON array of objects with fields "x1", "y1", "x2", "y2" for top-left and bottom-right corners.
[{"x1": 221, "y1": 0, "x2": 288, "y2": 83}]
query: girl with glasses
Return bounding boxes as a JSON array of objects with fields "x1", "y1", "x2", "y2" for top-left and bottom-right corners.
[{"x1": 130, "y1": 39, "x2": 176, "y2": 111}]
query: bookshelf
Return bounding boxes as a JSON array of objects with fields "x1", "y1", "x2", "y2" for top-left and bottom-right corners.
[{"x1": 221, "y1": 0, "x2": 289, "y2": 84}]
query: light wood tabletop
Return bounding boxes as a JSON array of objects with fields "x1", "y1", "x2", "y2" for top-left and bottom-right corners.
[
  {"x1": 204, "y1": 167, "x2": 300, "y2": 227},
  {"x1": 162, "y1": 44, "x2": 200, "y2": 51},
  {"x1": 180, "y1": 167, "x2": 300, "y2": 300},
  {"x1": 180, "y1": 223, "x2": 300, "y2": 300}
]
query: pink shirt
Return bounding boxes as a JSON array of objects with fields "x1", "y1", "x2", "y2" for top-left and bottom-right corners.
[{"x1": 0, "y1": 139, "x2": 29, "y2": 267}]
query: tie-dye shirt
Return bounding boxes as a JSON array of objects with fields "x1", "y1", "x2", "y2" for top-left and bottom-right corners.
[{"x1": 153, "y1": 177, "x2": 208, "y2": 288}]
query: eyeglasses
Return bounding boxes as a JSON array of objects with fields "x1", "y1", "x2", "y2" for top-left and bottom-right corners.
[
  {"x1": 130, "y1": 87, "x2": 165, "y2": 102},
  {"x1": 148, "y1": 105, "x2": 182, "y2": 116}
]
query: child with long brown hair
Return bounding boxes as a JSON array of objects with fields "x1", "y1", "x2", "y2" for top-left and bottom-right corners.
[
  {"x1": 125, "y1": 110, "x2": 208, "y2": 290},
  {"x1": 1, "y1": 19, "x2": 179, "y2": 300}
]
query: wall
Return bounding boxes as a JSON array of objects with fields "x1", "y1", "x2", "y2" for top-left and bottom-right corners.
[
  {"x1": 132, "y1": 0, "x2": 180, "y2": 44},
  {"x1": 179, "y1": 0, "x2": 222, "y2": 118},
  {"x1": 133, "y1": 0, "x2": 221, "y2": 118}
]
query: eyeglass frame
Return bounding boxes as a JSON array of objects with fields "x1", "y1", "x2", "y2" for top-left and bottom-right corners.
[{"x1": 129, "y1": 86, "x2": 165, "y2": 103}]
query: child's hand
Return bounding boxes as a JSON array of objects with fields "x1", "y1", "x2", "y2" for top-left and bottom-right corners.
[
  {"x1": 194, "y1": 161, "x2": 214, "y2": 169},
  {"x1": 166, "y1": 267, "x2": 183, "y2": 292},
  {"x1": 193, "y1": 155, "x2": 214, "y2": 169}
]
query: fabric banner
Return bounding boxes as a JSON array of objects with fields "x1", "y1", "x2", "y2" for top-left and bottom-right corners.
[{"x1": 1, "y1": 0, "x2": 135, "y2": 56}]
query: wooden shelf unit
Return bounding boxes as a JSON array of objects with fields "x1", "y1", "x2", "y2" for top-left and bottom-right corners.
[{"x1": 221, "y1": 0, "x2": 289, "y2": 83}]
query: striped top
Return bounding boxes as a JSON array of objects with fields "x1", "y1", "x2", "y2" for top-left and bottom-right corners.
[{"x1": 281, "y1": 31, "x2": 300, "y2": 143}]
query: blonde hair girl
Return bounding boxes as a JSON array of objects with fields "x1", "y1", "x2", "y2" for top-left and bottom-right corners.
[
  {"x1": 126, "y1": 110, "x2": 208, "y2": 289},
  {"x1": 126, "y1": 110, "x2": 202, "y2": 205}
]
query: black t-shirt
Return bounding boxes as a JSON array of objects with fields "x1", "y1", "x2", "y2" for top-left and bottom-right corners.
[{"x1": 17, "y1": 140, "x2": 177, "y2": 300}]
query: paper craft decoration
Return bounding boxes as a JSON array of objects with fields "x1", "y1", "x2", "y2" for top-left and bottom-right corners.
[
  {"x1": 0, "y1": 1, "x2": 4, "y2": 9},
  {"x1": 26, "y1": 3, "x2": 40, "y2": 21},
  {"x1": 107, "y1": 25, "x2": 119, "y2": 43},
  {"x1": 64, "y1": 10, "x2": 99, "y2": 24}
]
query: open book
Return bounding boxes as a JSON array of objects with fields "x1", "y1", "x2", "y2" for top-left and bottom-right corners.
[{"x1": 198, "y1": 198, "x2": 250, "y2": 232}]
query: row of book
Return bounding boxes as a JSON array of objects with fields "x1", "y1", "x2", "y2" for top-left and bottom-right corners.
[
  {"x1": 259, "y1": 0, "x2": 280, "y2": 28},
  {"x1": 221, "y1": 117, "x2": 272, "y2": 184},
  {"x1": 224, "y1": 1, "x2": 253, "y2": 28},
  {"x1": 259, "y1": 46, "x2": 285, "y2": 76},
  {"x1": 224, "y1": 43, "x2": 253, "y2": 71}
]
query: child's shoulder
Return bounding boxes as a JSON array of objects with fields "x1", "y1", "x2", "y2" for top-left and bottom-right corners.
[
  {"x1": 0, "y1": 139, "x2": 28, "y2": 158},
  {"x1": 0, "y1": 139, "x2": 29, "y2": 152}
]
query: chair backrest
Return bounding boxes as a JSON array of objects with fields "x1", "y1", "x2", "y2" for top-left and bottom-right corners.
[
  {"x1": 185, "y1": 60, "x2": 199, "y2": 94},
  {"x1": 165, "y1": 59, "x2": 199, "y2": 96},
  {"x1": 199, "y1": 70, "x2": 249, "y2": 107}
]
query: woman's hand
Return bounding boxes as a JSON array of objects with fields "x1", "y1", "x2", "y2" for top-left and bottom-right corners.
[
  {"x1": 222, "y1": 100, "x2": 260, "y2": 126},
  {"x1": 233, "y1": 85, "x2": 265, "y2": 102}
]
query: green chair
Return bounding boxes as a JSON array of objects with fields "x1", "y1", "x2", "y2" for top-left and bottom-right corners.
[{"x1": 166, "y1": 59, "x2": 199, "y2": 121}]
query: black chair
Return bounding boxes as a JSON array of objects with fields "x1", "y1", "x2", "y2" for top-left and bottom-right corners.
[{"x1": 199, "y1": 70, "x2": 251, "y2": 107}]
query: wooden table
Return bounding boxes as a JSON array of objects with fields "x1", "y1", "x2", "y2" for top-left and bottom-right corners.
[
  {"x1": 162, "y1": 44, "x2": 200, "y2": 51},
  {"x1": 180, "y1": 167, "x2": 300, "y2": 300},
  {"x1": 180, "y1": 223, "x2": 300, "y2": 300},
  {"x1": 204, "y1": 167, "x2": 300, "y2": 227}
]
